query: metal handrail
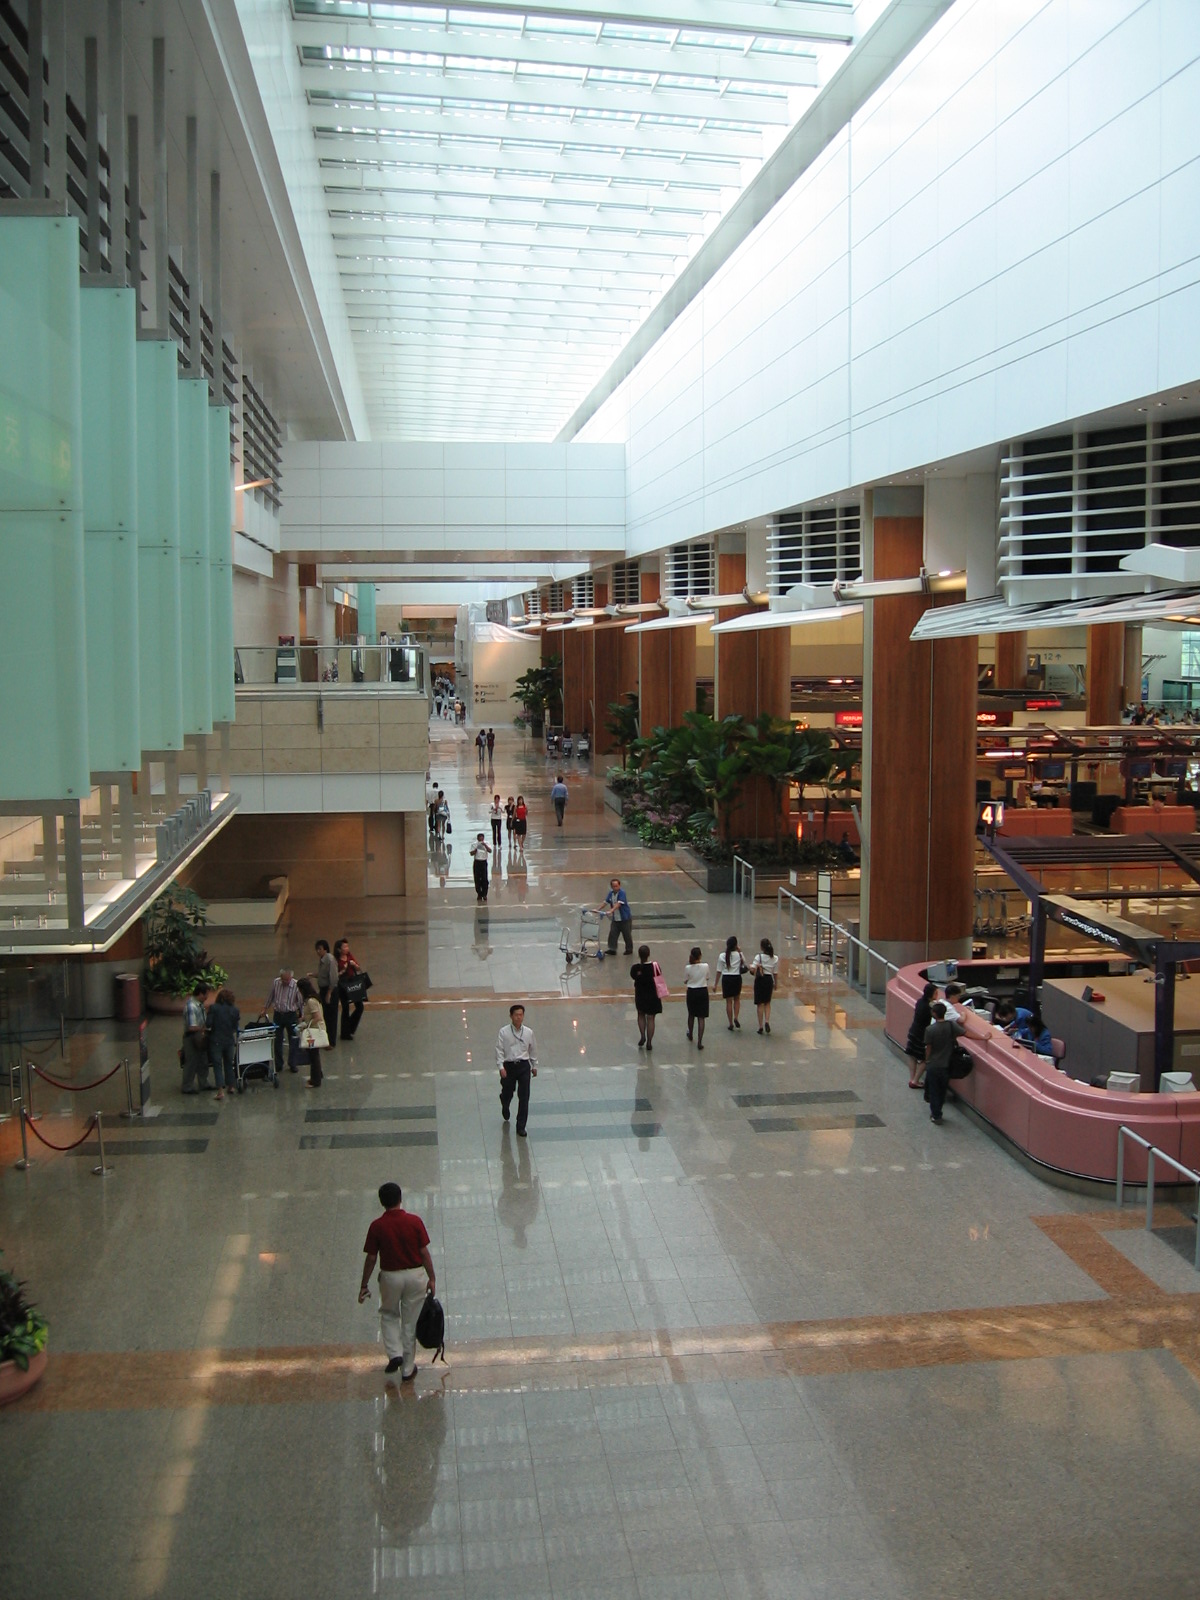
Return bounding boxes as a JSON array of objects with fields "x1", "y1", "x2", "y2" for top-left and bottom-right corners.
[
  {"x1": 1116, "y1": 1124, "x2": 1200, "y2": 1270},
  {"x1": 732, "y1": 855, "x2": 755, "y2": 901},
  {"x1": 776, "y1": 886, "x2": 899, "y2": 1006}
]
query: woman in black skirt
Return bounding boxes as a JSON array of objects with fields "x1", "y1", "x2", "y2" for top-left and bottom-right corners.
[
  {"x1": 750, "y1": 937, "x2": 778, "y2": 1034},
  {"x1": 714, "y1": 935, "x2": 745, "y2": 1030},
  {"x1": 684, "y1": 946, "x2": 710, "y2": 1048},
  {"x1": 905, "y1": 981, "x2": 937, "y2": 1088},
  {"x1": 630, "y1": 944, "x2": 663, "y2": 1050}
]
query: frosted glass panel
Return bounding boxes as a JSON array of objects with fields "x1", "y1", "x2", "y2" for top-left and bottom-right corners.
[
  {"x1": 178, "y1": 381, "x2": 212, "y2": 734},
  {"x1": 136, "y1": 341, "x2": 183, "y2": 751},
  {"x1": 208, "y1": 407, "x2": 235, "y2": 725},
  {"x1": 81, "y1": 287, "x2": 139, "y2": 773},
  {"x1": 0, "y1": 512, "x2": 88, "y2": 800},
  {"x1": 0, "y1": 216, "x2": 82, "y2": 512},
  {"x1": 0, "y1": 217, "x2": 88, "y2": 800}
]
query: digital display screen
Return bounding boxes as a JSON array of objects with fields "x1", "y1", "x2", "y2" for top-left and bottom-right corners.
[{"x1": 1038, "y1": 761, "x2": 1066, "y2": 779}]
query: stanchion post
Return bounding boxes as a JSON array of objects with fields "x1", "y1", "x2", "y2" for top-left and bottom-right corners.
[
  {"x1": 16, "y1": 1105, "x2": 31, "y2": 1170},
  {"x1": 24, "y1": 1060, "x2": 41, "y2": 1122},
  {"x1": 91, "y1": 1110, "x2": 112, "y2": 1177},
  {"x1": 120, "y1": 1056, "x2": 139, "y2": 1120},
  {"x1": 1146, "y1": 1149, "x2": 1155, "y2": 1232},
  {"x1": 1116, "y1": 1129, "x2": 1125, "y2": 1209}
]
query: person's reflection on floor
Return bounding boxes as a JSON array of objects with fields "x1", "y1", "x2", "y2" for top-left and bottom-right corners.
[
  {"x1": 507, "y1": 844, "x2": 528, "y2": 903},
  {"x1": 472, "y1": 906, "x2": 493, "y2": 961},
  {"x1": 497, "y1": 1123, "x2": 540, "y2": 1247},
  {"x1": 371, "y1": 1383, "x2": 449, "y2": 1546},
  {"x1": 431, "y1": 835, "x2": 451, "y2": 889}
]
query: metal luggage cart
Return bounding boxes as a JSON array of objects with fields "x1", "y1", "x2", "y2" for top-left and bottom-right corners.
[
  {"x1": 235, "y1": 1015, "x2": 279, "y2": 1092},
  {"x1": 561, "y1": 907, "x2": 606, "y2": 965},
  {"x1": 576, "y1": 731, "x2": 590, "y2": 758}
]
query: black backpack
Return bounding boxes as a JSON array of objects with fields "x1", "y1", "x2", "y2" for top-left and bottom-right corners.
[{"x1": 415, "y1": 1293, "x2": 447, "y2": 1364}]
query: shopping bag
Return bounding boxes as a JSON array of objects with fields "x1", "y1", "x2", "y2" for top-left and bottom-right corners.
[{"x1": 652, "y1": 961, "x2": 670, "y2": 1000}]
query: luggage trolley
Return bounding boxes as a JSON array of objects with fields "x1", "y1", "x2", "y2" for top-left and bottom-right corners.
[
  {"x1": 561, "y1": 907, "x2": 606, "y2": 965},
  {"x1": 235, "y1": 1014, "x2": 279, "y2": 1092}
]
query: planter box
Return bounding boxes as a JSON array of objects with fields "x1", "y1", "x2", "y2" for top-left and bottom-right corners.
[
  {"x1": 675, "y1": 844, "x2": 734, "y2": 894},
  {"x1": 603, "y1": 785, "x2": 630, "y2": 817}
]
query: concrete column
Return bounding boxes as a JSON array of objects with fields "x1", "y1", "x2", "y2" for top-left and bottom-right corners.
[
  {"x1": 861, "y1": 496, "x2": 976, "y2": 964},
  {"x1": 994, "y1": 631, "x2": 1027, "y2": 690},
  {"x1": 1087, "y1": 622, "x2": 1124, "y2": 726},
  {"x1": 117, "y1": 774, "x2": 136, "y2": 878},
  {"x1": 1123, "y1": 624, "x2": 1143, "y2": 706}
]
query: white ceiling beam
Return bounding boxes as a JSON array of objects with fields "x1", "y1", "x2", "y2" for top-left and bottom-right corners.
[
  {"x1": 346, "y1": 311, "x2": 633, "y2": 338},
  {"x1": 323, "y1": 0, "x2": 856, "y2": 45},
  {"x1": 333, "y1": 235, "x2": 685, "y2": 269},
  {"x1": 330, "y1": 213, "x2": 699, "y2": 251},
  {"x1": 315, "y1": 134, "x2": 745, "y2": 185},
  {"x1": 340, "y1": 258, "x2": 670, "y2": 288},
  {"x1": 329, "y1": 195, "x2": 708, "y2": 235},
  {"x1": 309, "y1": 103, "x2": 765, "y2": 157},
  {"x1": 326, "y1": 172, "x2": 721, "y2": 219},
  {"x1": 344, "y1": 280, "x2": 653, "y2": 308},
  {"x1": 303, "y1": 63, "x2": 793, "y2": 123},
  {"x1": 292, "y1": 20, "x2": 821, "y2": 88}
]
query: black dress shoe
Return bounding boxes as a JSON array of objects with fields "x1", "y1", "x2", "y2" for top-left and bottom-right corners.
[{"x1": 385, "y1": 1357, "x2": 403, "y2": 1373}]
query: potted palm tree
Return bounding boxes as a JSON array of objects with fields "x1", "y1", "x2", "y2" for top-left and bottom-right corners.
[
  {"x1": 143, "y1": 886, "x2": 228, "y2": 1013},
  {"x1": 511, "y1": 656, "x2": 562, "y2": 738},
  {"x1": 0, "y1": 1253, "x2": 48, "y2": 1404}
]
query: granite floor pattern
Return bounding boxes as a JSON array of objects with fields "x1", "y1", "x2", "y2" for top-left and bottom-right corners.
[{"x1": 3, "y1": 724, "x2": 1200, "y2": 1599}]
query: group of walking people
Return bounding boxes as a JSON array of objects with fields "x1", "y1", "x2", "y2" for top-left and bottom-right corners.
[{"x1": 628, "y1": 934, "x2": 779, "y2": 1050}]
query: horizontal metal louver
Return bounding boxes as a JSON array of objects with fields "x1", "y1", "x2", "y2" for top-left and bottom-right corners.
[
  {"x1": 665, "y1": 541, "x2": 715, "y2": 599},
  {"x1": 522, "y1": 590, "x2": 541, "y2": 617},
  {"x1": 609, "y1": 561, "x2": 640, "y2": 607},
  {"x1": 998, "y1": 418, "x2": 1200, "y2": 603},
  {"x1": 767, "y1": 507, "x2": 861, "y2": 596},
  {"x1": 572, "y1": 573, "x2": 595, "y2": 609},
  {"x1": 545, "y1": 582, "x2": 567, "y2": 613}
]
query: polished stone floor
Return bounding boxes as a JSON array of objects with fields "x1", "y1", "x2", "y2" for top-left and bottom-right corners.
[{"x1": 3, "y1": 725, "x2": 1200, "y2": 1599}]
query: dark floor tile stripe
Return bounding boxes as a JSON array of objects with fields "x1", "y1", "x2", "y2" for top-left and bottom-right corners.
[
  {"x1": 300, "y1": 1131, "x2": 439, "y2": 1150},
  {"x1": 304, "y1": 1105, "x2": 437, "y2": 1123},
  {"x1": 139, "y1": 1112, "x2": 220, "y2": 1126},
  {"x1": 71, "y1": 1139, "x2": 210, "y2": 1155},
  {"x1": 748, "y1": 1113, "x2": 885, "y2": 1133},
  {"x1": 529, "y1": 1098, "x2": 651, "y2": 1115},
  {"x1": 732, "y1": 1091, "x2": 860, "y2": 1108},
  {"x1": 527, "y1": 1123, "x2": 663, "y2": 1142}
]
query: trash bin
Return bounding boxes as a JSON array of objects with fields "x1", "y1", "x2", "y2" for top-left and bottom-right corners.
[{"x1": 114, "y1": 972, "x2": 142, "y2": 1021}]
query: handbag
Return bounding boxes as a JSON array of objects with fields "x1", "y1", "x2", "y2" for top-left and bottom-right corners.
[
  {"x1": 415, "y1": 1292, "x2": 447, "y2": 1364},
  {"x1": 445, "y1": 820, "x2": 452, "y2": 835},
  {"x1": 299, "y1": 1021, "x2": 330, "y2": 1052},
  {"x1": 652, "y1": 961, "x2": 670, "y2": 1000},
  {"x1": 340, "y1": 970, "x2": 372, "y2": 1004},
  {"x1": 948, "y1": 1043, "x2": 974, "y2": 1080}
]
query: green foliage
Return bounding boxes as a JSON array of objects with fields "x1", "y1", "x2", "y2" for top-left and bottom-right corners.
[
  {"x1": 603, "y1": 693, "x2": 640, "y2": 767},
  {"x1": 0, "y1": 1253, "x2": 48, "y2": 1371},
  {"x1": 605, "y1": 766, "x2": 639, "y2": 798},
  {"x1": 144, "y1": 886, "x2": 221, "y2": 996},
  {"x1": 511, "y1": 656, "x2": 562, "y2": 727},
  {"x1": 741, "y1": 714, "x2": 836, "y2": 849}
]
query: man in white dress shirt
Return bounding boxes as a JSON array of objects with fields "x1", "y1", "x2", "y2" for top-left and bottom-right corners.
[{"x1": 495, "y1": 1003, "x2": 538, "y2": 1136}]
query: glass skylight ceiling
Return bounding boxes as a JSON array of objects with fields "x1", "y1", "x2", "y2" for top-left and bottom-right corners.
[{"x1": 291, "y1": 0, "x2": 857, "y2": 439}]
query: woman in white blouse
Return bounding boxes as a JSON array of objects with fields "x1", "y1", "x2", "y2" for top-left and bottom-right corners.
[
  {"x1": 714, "y1": 935, "x2": 745, "y2": 1030},
  {"x1": 750, "y1": 937, "x2": 779, "y2": 1034},
  {"x1": 683, "y1": 946, "x2": 710, "y2": 1049}
]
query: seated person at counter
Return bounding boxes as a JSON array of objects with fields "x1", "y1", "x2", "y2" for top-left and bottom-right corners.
[
  {"x1": 941, "y1": 982, "x2": 975, "y2": 1021},
  {"x1": 993, "y1": 997, "x2": 1054, "y2": 1056}
]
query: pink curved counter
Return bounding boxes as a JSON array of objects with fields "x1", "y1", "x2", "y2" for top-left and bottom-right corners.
[{"x1": 885, "y1": 962, "x2": 1200, "y2": 1185}]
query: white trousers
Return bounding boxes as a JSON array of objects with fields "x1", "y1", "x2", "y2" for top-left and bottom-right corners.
[{"x1": 377, "y1": 1266, "x2": 428, "y2": 1368}]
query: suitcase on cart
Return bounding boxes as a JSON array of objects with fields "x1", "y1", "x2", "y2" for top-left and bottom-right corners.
[{"x1": 236, "y1": 1015, "x2": 279, "y2": 1092}]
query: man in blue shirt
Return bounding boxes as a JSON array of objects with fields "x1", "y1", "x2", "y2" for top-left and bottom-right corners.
[
  {"x1": 598, "y1": 877, "x2": 633, "y2": 954},
  {"x1": 550, "y1": 775, "x2": 569, "y2": 826}
]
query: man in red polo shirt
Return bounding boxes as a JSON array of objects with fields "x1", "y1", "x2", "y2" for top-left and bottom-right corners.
[{"x1": 358, "y1": 1181, "x2": 435, "y2": 1379}]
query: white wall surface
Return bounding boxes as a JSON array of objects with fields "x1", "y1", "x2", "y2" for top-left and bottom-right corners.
[
  {"x1": 578, "y1": 0, "x2": 1200, "y2": 557},
  {"x1": 279, "y1": 441, "x2": 626, "y2": 561}
]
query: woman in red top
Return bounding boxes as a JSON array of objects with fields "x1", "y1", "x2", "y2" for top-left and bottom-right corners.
[
  {"x1": 514, "y1": 794, "x2": 528, "y2": 854},
  {"x1": 335, "y1": 938, "x2": 365, "y2": 1041}
]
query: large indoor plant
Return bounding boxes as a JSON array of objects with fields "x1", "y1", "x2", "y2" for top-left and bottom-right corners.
[
  {"x1": 143, "y1": 886, "x2": 227, "y2": 1010},
  {"x1": 511, "y1": 655, "x2": 562, "y2": 737},
  {"x1": 0, "y1": 1253, "x2": 49, "y2": 1404}
]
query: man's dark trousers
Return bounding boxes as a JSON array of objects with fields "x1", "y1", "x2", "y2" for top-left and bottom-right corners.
[
  {"x1": 499, "y1": 1061, "x2": 531, "y2": 1133},
  {"x1": 607, "y1": 914, "x2": 633, "y2": 954},
  {"x1": 926, "y1": 1064, "x2": 950, "y2": 1121},
  {"x1": 554, "y1": 798, "x2": 566, "y2": 825},
  {"x1": 273, "y1": 1009, "x2": 299, "y2": 1072}
]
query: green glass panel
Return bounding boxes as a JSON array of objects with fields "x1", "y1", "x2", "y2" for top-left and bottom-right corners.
[
  {"x1": 177, "y1": 381, "x2": 211, "y2": 734},
  {"x1": 0, "y1": 217, "x2": 87, "y2": 801},
  {"x1": 0, "y1": 512, "x2": 89, "y2": 801},
  {"x1": 208, "y1": 407, "x2": 235, "y2": 725},
  {"x1": 135, "y1": 341, "x2": 183, "y2": 751},
  {"x1": 0, "y1": 216, "x2": 82, "y2": 512},
  {"x1": 357, "y1": 581, "x2": 377, "y2": 641},
  {"x1": 81, "y1": 287, "x2": 139, "y2": 773}
]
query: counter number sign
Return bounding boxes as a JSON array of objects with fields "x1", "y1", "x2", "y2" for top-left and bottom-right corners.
[{"x1": 978, "y1": 801, "x2": 1004, "y2": 836}]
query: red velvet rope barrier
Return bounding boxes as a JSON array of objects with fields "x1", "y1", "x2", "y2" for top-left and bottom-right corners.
[
  {"x1": 31, "y1": 1060, "x2": 124, "y2": 1093},
  {"x1": 23, "y1": 1111, "x2": 98, "y2": 1151}
]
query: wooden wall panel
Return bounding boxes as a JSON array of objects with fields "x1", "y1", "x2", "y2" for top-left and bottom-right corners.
[{"x1": 185, "y1": 813, "x2": 411, "y2": 901}]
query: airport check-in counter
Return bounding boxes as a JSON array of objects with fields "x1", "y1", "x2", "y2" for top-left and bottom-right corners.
[{"x1": 886, "y1": 959, "x2": 1200, "y2": 1186}]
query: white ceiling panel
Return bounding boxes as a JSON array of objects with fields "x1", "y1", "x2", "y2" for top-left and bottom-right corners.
[{"x1": 290, "y1": 0, "x2": 858, "y2": 438}]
